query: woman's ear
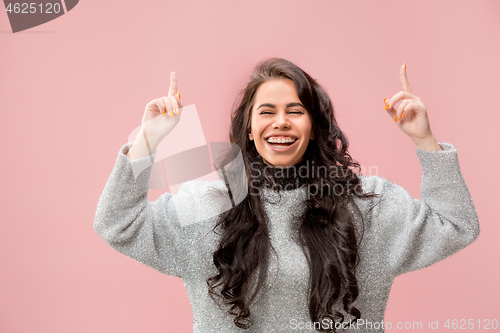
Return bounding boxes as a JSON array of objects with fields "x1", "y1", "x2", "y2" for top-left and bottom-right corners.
[
  {"x1": 249, "y1": 132, "x2": 254, "y2": 141},
  {"x1": 310, "y1": 131, "x2": 315, "y2": 140}
]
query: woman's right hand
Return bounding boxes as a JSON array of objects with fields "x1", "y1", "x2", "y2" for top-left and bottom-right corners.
[{"x1": 141, "y1": 71, "x2": 184, "y2": 147}]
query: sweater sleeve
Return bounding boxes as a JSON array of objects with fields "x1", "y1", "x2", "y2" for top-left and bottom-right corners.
[
  {"x1": 93, "y1": 142, "x2": 229, "y2": 278},
  {"x1": 360, "y1": 142, "x2": 480, "y2": 277},
  {"x1": 93, "y1": 142, "x2": 189, "y2": 278}
]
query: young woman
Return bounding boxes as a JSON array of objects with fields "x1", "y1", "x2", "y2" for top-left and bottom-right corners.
[{"x1": 94, "y1": 58, "x2": 480, "y2": 332}]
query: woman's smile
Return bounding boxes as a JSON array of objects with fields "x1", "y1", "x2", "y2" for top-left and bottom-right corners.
[{"x1": 264, "y1": 136, "x2": 299, "y2": 152}]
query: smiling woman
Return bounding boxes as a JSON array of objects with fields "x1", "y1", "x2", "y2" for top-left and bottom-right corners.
[
  {"x1": 206, "y1": 58, "x2": 381, "y2": 329},
  {"x1": 94, "y1": 57, "x2": 480, "y2": 333},
  {"x1": 248, "y1": 79, "x2": 315, "y2": 168}
]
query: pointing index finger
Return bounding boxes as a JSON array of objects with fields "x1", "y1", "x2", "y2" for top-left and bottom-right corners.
[
  {"x1": 168, "y1": 71, "x2": 178, "y2": 97},
  {"x1": 400, "y1": 63, "x2": 413, "y2": 94}
]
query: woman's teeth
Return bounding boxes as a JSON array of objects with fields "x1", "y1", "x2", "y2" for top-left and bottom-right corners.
[{"x1": 266, "y1": 137, "x2": 297, "y2": 144}]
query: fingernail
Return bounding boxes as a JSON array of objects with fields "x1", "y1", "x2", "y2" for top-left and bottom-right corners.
[
  {"x1": 178, "y1": 92, "x2": 181, "y2": 99},
  {"x1": 384, "y1": 98, "x2": 388, "y2": 104},
  {"x1": 171, "y1": 70, "x2": 174, "y2": 73},
  {"x1": 395, "y1": 115, "x2": 398, "y2": 122},
  {"x1": 402, "y1": 112, "x2": 405, "y2": 119},
  {"x1": 404, "y1": 63, "x2": 406, "y2": 69},
  {"x1": 163, "y1": 110, "x2": 165, "y2": 116},
  {"x1": 384, "y1": 104, "x2": 390, "y2": 110},
  {"x1": 175, "y1": 108, "x2": 179, "y2": 114},
  {"x1": 170, "y1": 111, "x2": 174, "y2": 117}
]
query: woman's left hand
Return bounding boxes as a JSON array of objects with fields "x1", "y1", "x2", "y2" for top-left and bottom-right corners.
[{"x1": 383, "y1": 64, "x2": 435, "y2": 143}]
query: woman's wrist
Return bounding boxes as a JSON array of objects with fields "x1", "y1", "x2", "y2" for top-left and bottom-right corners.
[
  {"x1": 413, "y1": 135, "x2": 442, "y2": 152},
  {"x1": 127, "y1": 127, "x2": 158, "y2": 160}
]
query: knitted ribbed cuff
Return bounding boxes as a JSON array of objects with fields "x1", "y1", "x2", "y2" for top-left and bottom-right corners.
[
  {"x1": 415, "y1": 142, "x2": 462, "y2": 182},
  {"x1": 118, "y1": 142, "x2": 158, "y2": 182}
]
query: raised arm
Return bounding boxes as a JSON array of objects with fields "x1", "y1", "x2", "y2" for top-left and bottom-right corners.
[
  {"x1": 360, "y1": 142, "x2": 480, "y2": 277},
  {"x1": 94, "y1": 143, "x2": 188, "y2": 277},
  {"x1": 94, "y1": 140, "x2": 232, "y2": 279}
]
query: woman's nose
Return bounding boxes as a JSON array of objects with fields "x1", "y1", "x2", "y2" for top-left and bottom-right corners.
[{"x1": 272, "y1": 111, "x2": 291, "y2": 128}]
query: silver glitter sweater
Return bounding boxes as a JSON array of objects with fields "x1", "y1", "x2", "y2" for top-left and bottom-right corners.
[{"x1": 94, "y1": 142, "x2": 480, "y2": 333}]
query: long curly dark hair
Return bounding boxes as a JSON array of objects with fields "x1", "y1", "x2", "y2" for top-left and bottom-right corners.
[{"x1": 205, "y1": 57, "x2": 380, "y2": 332}]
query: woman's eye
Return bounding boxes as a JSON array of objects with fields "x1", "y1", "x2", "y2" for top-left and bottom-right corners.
[{"x1": 259, "y1": 111, "x2": 303, "y2": 115}]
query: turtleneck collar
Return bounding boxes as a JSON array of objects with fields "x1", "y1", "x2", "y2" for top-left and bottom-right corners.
[{"x1": 250, "y1": 156, "x2": 309, "y2": 191}]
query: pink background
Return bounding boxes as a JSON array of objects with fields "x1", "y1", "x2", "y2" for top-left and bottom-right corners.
[{"x1": 1, "y1": 0, "x2": 499, "y2": 332}]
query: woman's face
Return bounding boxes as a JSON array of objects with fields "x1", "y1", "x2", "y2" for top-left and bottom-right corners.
[{"x1": 249, "y1": 78, "x2": 314, "y2": 168}]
